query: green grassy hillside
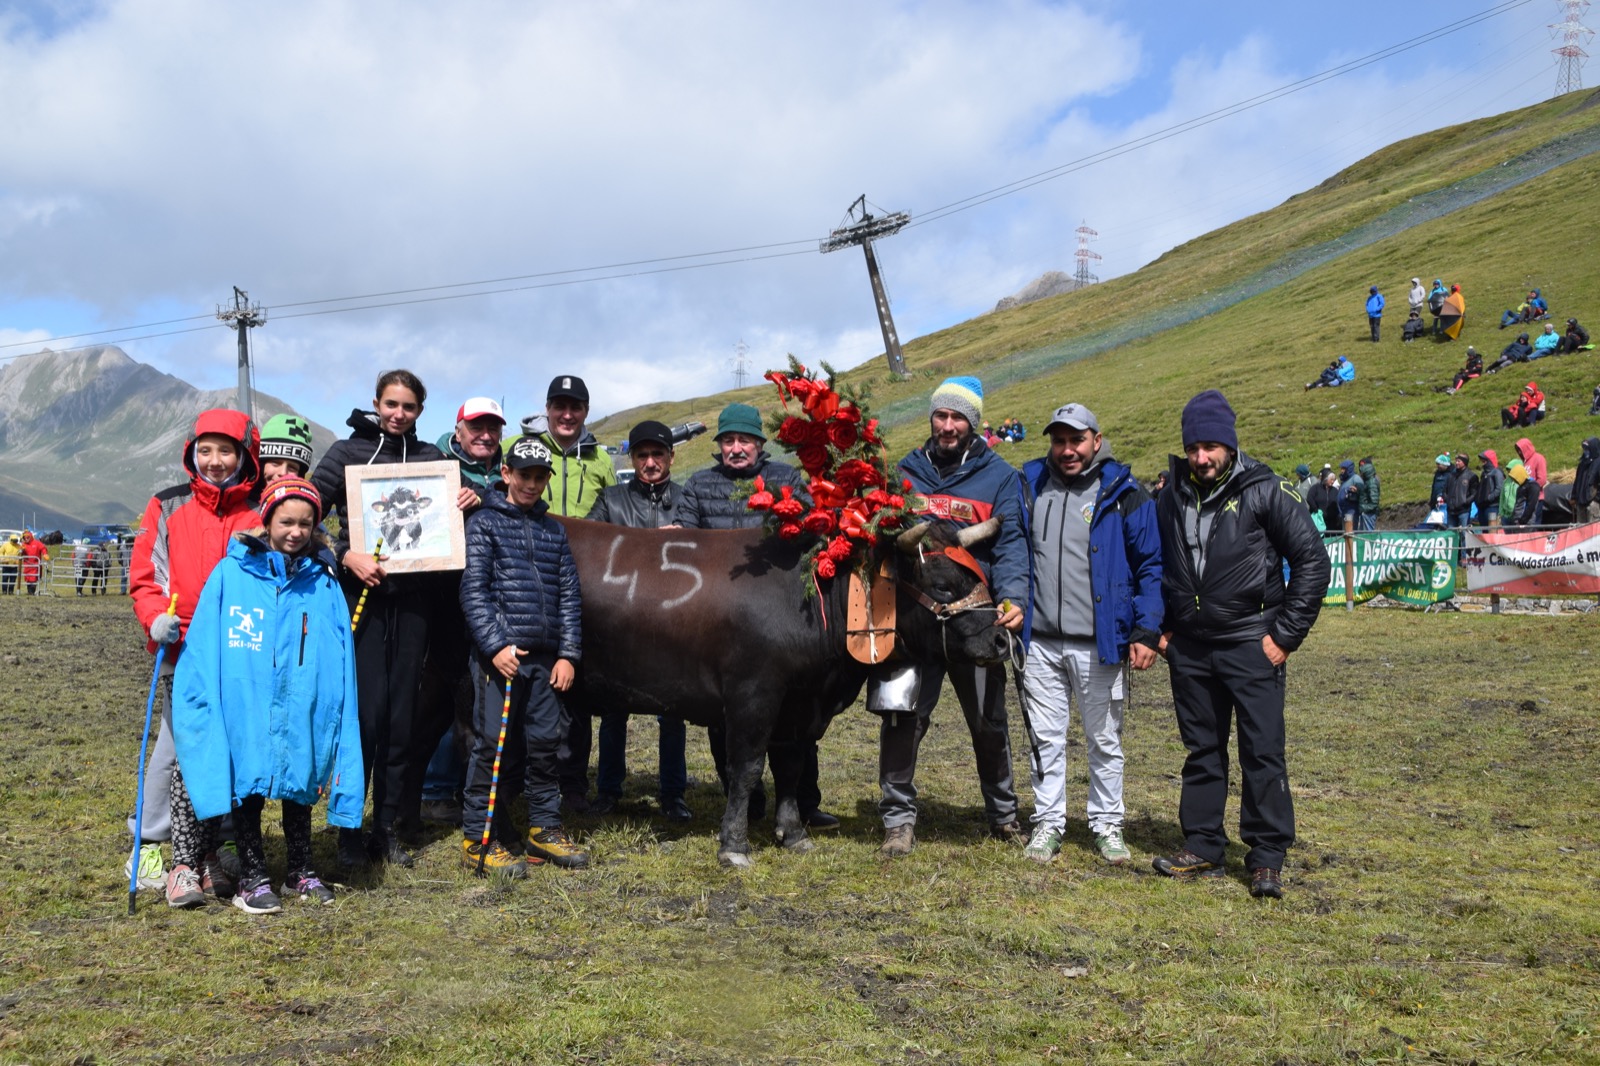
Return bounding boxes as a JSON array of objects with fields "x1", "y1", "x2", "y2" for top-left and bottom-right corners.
[{"x1": 593, "y1": 89, "x2": 1600, "y2": 511}]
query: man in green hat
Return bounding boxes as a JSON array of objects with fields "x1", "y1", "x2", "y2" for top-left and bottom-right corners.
[{"x1": 682, "y1": 402, "x2": 837, "y2": 829}]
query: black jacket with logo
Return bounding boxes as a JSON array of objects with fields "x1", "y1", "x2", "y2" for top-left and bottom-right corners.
[{"x1": 1156, "y1": 451, "x2": 1330, "y2": 651}]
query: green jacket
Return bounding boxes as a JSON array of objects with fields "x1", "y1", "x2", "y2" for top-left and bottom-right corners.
[
  {"x1": 502, "y1": 429, "x2": 617, "y2": 517},
  {"x1": 1357, "y1": 462, "x2": 1380, "y2": 514},
  {"x1": 435, "y1": 431, "x2": 502, "y2": 501}
]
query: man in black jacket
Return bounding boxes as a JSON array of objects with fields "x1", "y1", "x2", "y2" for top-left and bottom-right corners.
[
  {"x1": 1573, "y1": 437, "x2": 1600, "y2": 524},
  {"x1": 587, "y1": 421, "x2": 693, "y2": 821},
  {"x1": 1445, "y1": 454, "x2": 1478, "y2": 529},
  {"x1": 1152, "y1": 391, "x2": 1331, "y2": 899}
]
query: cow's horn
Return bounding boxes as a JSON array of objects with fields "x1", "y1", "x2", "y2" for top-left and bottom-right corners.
[
  {"x1": 955, "y1": 516, "x2": 1002, "y2": 548},
  {"x1": 896, "y1": 524, "x2": 930, "y2": 554}
]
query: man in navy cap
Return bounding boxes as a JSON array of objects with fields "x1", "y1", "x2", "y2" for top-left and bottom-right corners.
[{"x1": 1151, "y1": 390, "x2": 1329, "y2": 899}]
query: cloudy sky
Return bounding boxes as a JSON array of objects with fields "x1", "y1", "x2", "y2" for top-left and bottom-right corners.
[{"x1": 0, "y1": 0, "x2": 1563, "y2": 441}]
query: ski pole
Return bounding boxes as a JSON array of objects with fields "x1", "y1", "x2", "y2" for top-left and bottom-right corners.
[
  {"x1": 129, "y1": 593, "x2": 178, "y2": 915},
  {"x1": 477, "y1": 675, "x2": 514, "y2": 876},
  {"x1": 349, "y1": 537, "x2": 383, "y2": 634}
]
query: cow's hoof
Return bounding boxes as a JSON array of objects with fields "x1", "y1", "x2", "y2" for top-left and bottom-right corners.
[
  {"x1": 780, "y1": 833, "x2": 815, "y2": 854},
  {"x1": 717, "y1": 849, "x2": 754, "y2": 869}
]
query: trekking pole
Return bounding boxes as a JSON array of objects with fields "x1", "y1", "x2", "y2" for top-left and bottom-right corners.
[
  {"x1": 128, "y1": 593, "x2": 178, "y2": 915},
  {"x1": 477, "y1": 675, "x2": 514, "y2": 876},
  {"x1": 349, "y1": 537, "x2": 383, "y2": 634}
]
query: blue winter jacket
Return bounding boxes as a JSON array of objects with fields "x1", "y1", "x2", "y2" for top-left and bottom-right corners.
[
  {"x1": 171, "y1": 536, "x2": 363, "y2": 828},
  {"x1": 460, "y1": 486, "x2": 582, "y2": 663},
  {"x1": 1336, "y1": 359, "x2": 1357, "y2": 384},
  {"x1": 898, "y1": 438, "x2": 1032, "y2": 609},
  {"x1": 1366, "y1": 293, "x2": 1385, "y2": 317},
  {"x1": 1023, "y1": 457, "x2": 1164, "y2": 665}
]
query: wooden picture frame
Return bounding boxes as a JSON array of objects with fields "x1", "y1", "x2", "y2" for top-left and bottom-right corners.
[{"x1": 344, "y1": 460, "x2": 466, "y2": 573}]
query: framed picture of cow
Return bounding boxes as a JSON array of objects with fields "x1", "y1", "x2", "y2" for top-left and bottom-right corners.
[{"x1": 344, "y1": 460, "x2": 466, "y2": 573}]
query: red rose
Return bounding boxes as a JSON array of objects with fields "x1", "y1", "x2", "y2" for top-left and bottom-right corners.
[
  {"x1": 863, "y1": 419, "x2": 881, "y2": 444},
  {"x1": 834, "y1": 403, "x2": 861, "y2": 424},
  {"x1": 815, "y1": 555, "x2": 837, "y2": 580},
  {"x1": 776, "y1": 417, "x2": 810, "y2": 446},
  {"x1": 827, "y1": 420, "x2": 859, "y2": 450},
  {"x1": 826, "y1": 535, "x2": 854, "y2": 561},
  {"x1": 801, "y1": 508, "x2": 836, "y2": 535},
  {"x1": 796, "y1": 444, "x2": 830, "y2": 476},
  {"x1": 835, "y1": 459, "x2": 883, "y2": 491}
]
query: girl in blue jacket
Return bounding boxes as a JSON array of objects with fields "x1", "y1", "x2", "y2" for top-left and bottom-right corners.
[{"x1": 172, "y1": 477, "x2": 362, "y2": 915}]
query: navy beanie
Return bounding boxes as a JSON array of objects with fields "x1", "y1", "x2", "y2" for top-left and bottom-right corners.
[{"x1": 1180, "y1": 390, "x2": 1238, "y2": 451}]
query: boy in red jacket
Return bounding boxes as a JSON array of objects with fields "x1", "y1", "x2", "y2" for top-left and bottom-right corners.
[{"x1": 125, "y1": 409, "x2": 262, "y2": 906}]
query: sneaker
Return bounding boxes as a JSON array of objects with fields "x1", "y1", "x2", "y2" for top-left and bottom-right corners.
[
  {"x1": 284, "y1": 871, "x2": 337, "y2": 904},
  {"x1": 232, "y1": 880, "x2": 283, "y2": 915},
  {"x1": 1250, "y1": 867, "x2": 1284, "y2": 899},
  {"x1": 1152, "y1": 849, "x2": 1224, "y2": 880},
  {"x1": 880, "y1": 824, "x2": 916, "y2": 857},
  {"x1": 1094, "y1": 827, "x2": 1132, "y2": 866},
  {"x1": 461, "y1": 838, "x2": 531, "y2": 879},
  {"x1": 201, "y1": 851, "x2": 237, "y2": 898},
  {"x1": 165, "y1": 863, "x2": 206, "y2": 908},
  {"x1": 125, "y1": 842, "x2": 166, "y2": 891},
  {"x1": 990, "y1": 820, "x2": 1025, "y2": 843},
  {"x1": 337, "y1": 827, "x2": 368, "y2": 870},
  {"x1": 660, "y1": 796, "x2": 693, "y2": 823},
  {"x1": 214, "y1": 841, "x2": 242, "y2": 880},
  {"x1": 527, "y1": 827, "x2": 589, "y2": 869},
  {"x1": 1023, "y1": 825, "x2": 1063, "y2": 864}
]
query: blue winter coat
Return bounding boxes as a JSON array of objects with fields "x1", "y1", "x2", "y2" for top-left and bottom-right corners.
[
  {"x1": 1336, "y1": 359, "x2": 1357, "y2": 384},
  {"x1": 171, "y1": 536, "x2": 363, "y2": 828},
  {"x1": 1366, "y1": 293, "x2": 1385, "y2": 317},
  {"x1": 460, "y1": 486, "x2": 582, "y2": 663},
  {"x1": 1023, "y1": 457, "x2": 1164, "y2": 665},
  {"x1": 898, "y1": 438, "x2": 1031, "y2": 609}
]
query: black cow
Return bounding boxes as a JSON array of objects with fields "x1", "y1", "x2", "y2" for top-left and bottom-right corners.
[
  {"x1": 370, "y1": 486, "x2": 433, "y2": 551},
  {"x1": 558, "y1": 515, "x2": 1013, "y2": 867}
]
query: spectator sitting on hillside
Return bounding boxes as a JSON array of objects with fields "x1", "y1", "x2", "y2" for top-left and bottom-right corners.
[
  {"x1": 1402, "y1": 310, "x2": 1427, "y2": 342},
  {"x1": 1009, "y1": 418, "x2": 1026, "y2": 442},
  {"x1": 1500, "y1": 295, "x2": 1535, "y2": 329},
  {"x1": 1306, "y1": 356, "x2": 1355, "y2": 390},
  {"x1": 1530, "y1": 323, "x2": 1561, "y2": 359},
  {"x1": 1486, "y1": 333, "x2": 1533, "y2": 374},
  {"x1": 1502, "y1": 382, "x2": 1545, "y2": 430},
  {"x1": 1443, "y1": 346, "x2": 1484, "y2": 394},
  {"x1": 1559, "y1": 317, "x2": 1591, "y2": 355},
  {"x1": 1529, "y1": 289, "x2": 1550, "y2": 321}
]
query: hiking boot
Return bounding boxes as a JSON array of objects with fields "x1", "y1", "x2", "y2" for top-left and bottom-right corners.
[
  {"x1": 803, "y1": 809, "x2": 840, "y2": 831},
  {"x1": 1023, "y1": 825, "x2": 1062, "y2": 864},
  {"x1": 419, "y1": 799, "x2": 462, "y2": 826},
  {"x1": 589, "y1": 793, "x2": 621, "y2": 815},
  {"x1": 1152, "y1": 849, "x2": 1224, "y2": 880},
  {"x1": 337, "y1": 828, "x2": 368, "y2": 870},
  {"x1": 232, "y1": 880, "x2": 283, "y2": 915},
  {"x1": 990, "y1": 820, "x2": 1024, "y2": 843},
  {"x1": 165, "y1": 863, "x2": 206, "y2": 909},
  {"x1": 527, "y1": 827, "x2": 589, "y2": 869},
  {"x1": 1250, "y1": 867, "x2": 1284, "y2": 899},
  {"x1": 880, "y1": 824, "x2": 915, "y2": 857},
  {"x1": 561, "y1": 791, "x2": 592, "y2": 815},
  {"x1": 1094, "y1": 827, "x2": 1132, "y2": 866},
  {"x1": 214, "y1": 841, "x2": 242, "y2": 880},
  {"x1": 284, "y1": 871, "x2": 336, "y2": 905},
  {"x1": 125, "y1": 842, "x2": 166, "y2": 891},
  {"x1": 660, "y1": 796, "x2": 693, "y2": 823},
  {"x1": 461, "y1": 838, "x2": 531, "y2": 879},
  {"x1": 368, "y1": 829, "x2": 414, "y2": 868},
  {"x1": 201, "y1": 851, "x2": 237, "y2": 898}
]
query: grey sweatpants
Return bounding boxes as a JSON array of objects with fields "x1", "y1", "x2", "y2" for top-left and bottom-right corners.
[{"x1": 127, "y1": 658, "x2": 233, "y2": 843}]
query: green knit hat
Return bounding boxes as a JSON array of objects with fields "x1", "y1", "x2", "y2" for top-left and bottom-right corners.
[
  {"x1": 715, "y1": 403, "x2": 766, "y2": 441},
  {"x1": 258, "y1": 413, "x2": 314, "y2": 474}
]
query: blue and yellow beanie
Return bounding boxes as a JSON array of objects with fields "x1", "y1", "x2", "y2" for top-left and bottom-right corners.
[{"x1": 930, "y1": 376, "x2": 984, "y2": 427}]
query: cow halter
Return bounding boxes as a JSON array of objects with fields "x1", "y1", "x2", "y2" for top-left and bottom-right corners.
[{"x1": 900, "y1": 541, "x2": 998, "y2": 624}]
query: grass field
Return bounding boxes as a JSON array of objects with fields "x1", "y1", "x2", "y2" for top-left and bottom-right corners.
[{"x1": 1, "y1": 595, "x2": 1595, "y2": 1064}]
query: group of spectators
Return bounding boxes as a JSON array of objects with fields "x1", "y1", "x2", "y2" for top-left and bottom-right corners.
[
  {"x1": 1427, "y1": 440, "x2": 1553, "y2": 528},
  {"x1": 0, "y1": 530, "x2": 50, "y2": 595},
  {"x1": 979, "y1": 417, "x2": 1027, "y2": 446},
  {"x1": 1293, "y1": 459, "x2": 1379, "y2": 532}
]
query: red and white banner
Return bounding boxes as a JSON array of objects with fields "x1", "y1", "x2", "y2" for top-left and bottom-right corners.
[{"x1": 1460, "y1": 522, "x2": 1600, "y2": 595}]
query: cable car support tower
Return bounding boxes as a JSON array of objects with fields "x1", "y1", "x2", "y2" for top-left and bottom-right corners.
[{"x1": 820, "y1": 195, "x2": 911, "y2": 377}]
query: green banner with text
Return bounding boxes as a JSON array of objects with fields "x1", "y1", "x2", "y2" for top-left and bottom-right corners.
[{"x1": 1322, "y1": 531, "x2": 1456, "y2": 606}]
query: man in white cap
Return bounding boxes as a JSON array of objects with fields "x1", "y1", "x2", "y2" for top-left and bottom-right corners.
[{"x1": 1018, "y1": 402, "x2": 1163, "y2": 867}]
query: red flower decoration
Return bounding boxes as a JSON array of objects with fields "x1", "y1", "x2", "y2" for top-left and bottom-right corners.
[
  {"x1": 816, "y1": 555, "x2": 837, "y2": 579},
  {"x1": 825, "y1": 535, "x2": 854, "y2": 561},
  {"x1": 796, "y1": 443, "x2": 830, "y2": 476},
  {"x1": 801, "y1": 508, "x2": 836, "y2": 536},
  {"x1": 827, "y1": 420, "x2": 859, "y2": 450},
  {"x1": 778, "y1": 521, "x2": 803, "y2": 539},
  {"x1": 776, "y1": 417, "x2": 810, "y2": 446},
  {"x1": 772, "y1": 486, "x2": 805, "y2": 519},
  {"x1": 746, "y1": 475, "x2": 774, "y2": 512}
]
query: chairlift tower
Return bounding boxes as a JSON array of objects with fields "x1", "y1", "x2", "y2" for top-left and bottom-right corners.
[
  {"x1": 729, "y1": 339, "x2": 753, "y2": 389},
  {"x1": 820, "y1": 195, "x2": 911, "y2": 377},
  {"x1": 1072, "y1": 222, "x2": 1101, "y2": 291},
  {"x1": 216, "y1": 286, "x2": 266, "y2": 421},
  {"x1": 1552, "y1": 0, "x2": 1593, "y2": 96}
]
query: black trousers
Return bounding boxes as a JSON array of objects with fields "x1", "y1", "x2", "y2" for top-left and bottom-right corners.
[
  {"x1": 350, "y1": 586, "x2": 430, "y2": 834},
  {"x1": 1369, "y1": 316, "x2": 1381, "y2": 342},
  {"x1": 463, "y1": 651, "x2": 568, "y2": 839},
  {"x1": 1165, "y1": 634, "x2": 1294, "y2": 871}
]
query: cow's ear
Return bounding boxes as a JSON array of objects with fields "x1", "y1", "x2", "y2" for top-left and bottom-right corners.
[
  {"x1": 371, "y1": 502, "x2": 390, "y2": 513},
  {"x1": 415, "y1": 497, "x2": 433, "y2": 508}
]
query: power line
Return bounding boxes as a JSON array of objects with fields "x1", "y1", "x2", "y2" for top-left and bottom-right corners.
[{"x1": 1, "y1": 0, "x2": 1537, "y2": 355}]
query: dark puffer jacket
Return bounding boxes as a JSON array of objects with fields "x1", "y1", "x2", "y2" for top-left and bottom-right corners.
[
  {"x1": 459, "y1": 486, "x2": 581, "y2": 663},
  {"x1": 1156, "y1": 451, "x2": 1329, "y2": 651},
  {"x1": 682, "y1": 454, "x2": 807, "y2": 530},
  {"x1": 1574, "y1": 437, "x2": 1600, "y2": 509},
  {"x1": 588, "y1": 476, "x2": 690, "y2": 528}
]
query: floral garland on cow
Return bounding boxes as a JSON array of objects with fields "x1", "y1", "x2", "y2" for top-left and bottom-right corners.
[{"x1": 745, "y1": 357, "x2": 913, "y2": 586}]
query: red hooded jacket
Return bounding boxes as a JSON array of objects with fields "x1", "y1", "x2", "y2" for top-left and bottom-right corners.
[{"x1": 129, "y1": 409, "x2": 261, "y2": 659}]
